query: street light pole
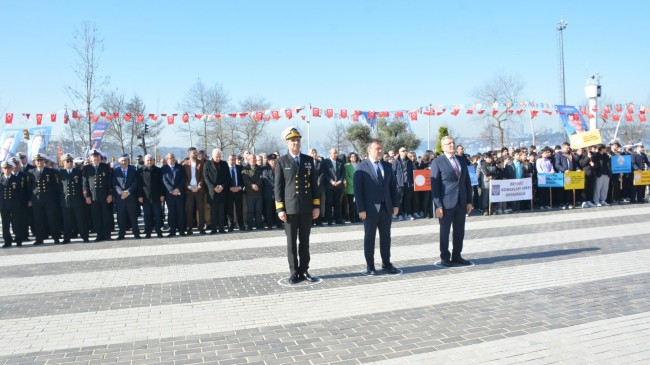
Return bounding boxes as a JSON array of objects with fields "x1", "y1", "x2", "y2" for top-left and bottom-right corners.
[{"x1": 557, "y1": 17, "x2": 568, "y2": 106}]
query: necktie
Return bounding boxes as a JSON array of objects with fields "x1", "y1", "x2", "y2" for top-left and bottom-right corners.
[
  {"x1": 375, "y1": 161, "x2": 384, "y2": 203},
  {"x1": 231, "y1": 166, "x2": 237, "y2": 186},
  {"x1": 294, "y1": 155, "x2": 300, "y2": 165},
  {"x1": 123, "y1": 168, "x2": 127, "y2": 179},
  {"x1": 450, "y1": 157, "x2": 460, "y2": 177},
  {"x1": 68, "y1": 170, "x2": 72, "y2": 174}
]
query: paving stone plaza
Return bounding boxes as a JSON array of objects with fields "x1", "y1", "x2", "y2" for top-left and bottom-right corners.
[{"x1": 1, "y1": 204, "x2": 649, "y2": 365}]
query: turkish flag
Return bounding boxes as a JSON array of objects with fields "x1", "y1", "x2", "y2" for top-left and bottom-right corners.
[
  {"x1": 516, "y1": 109, "x2": 523, "y2": 115},
  {"x1": 254, "y1": 111, "x2": 263, "y2": 121},
  {"x1": 123, "y1": 113, "x2": 132, "y2": 122},
  {"x1": 368, "y1": 111, "x2": 376, "y2": 120},
  {"x1": 263, "y1": 115, "x2": 270, "y2": 122},
  {"x1": 506, "y1": 110, "x2": 514, "y2": 114},
  {"x1": 603, "y1": 105, "x2": 611, "y2": 114},
  {"x1": 627, "y1": 106, "x2": 635, "y2": 114},
  {"x1": 182, "y1": 113, "x2": 190, "y2": 123},
  {"x1": 271, "y1": 110, "x2": 280, "y2": 120},
  {"x1": 409, "y1": 111, "x2": 418, "y2": 121},
  {"x1": 587, "y1": 113, "x2": 595, "y2": 119},
  {"x1": 592, "y1": 106, "x2": 598, "y2": 112},
  {"x1": 100, "y1": 111, "x2": 107, "y2": 117},
  {"x1": 601, "y1": 113, "x2": 608, "y2": 120},
  {"x1": 354, "y1": 110, "x2": 361, "y2": 116},
  {"x1": 137, "y1": 114, "x2": 144, "y2": 123},
  {"x1": 466, "y1": 109, "x2": 473, "y2": 114},
  {"x1": 615, "y1": 104, "x2": 622, "y2": 112},
  {"x1": 167, "y1": 115, "x2": 175, "y2": 125},
  {"x1": 285, "y1": 109, "x2": 293, "y2": 119},
  {"x1": 489, "y1": 109, "x2": 497, "y2": 116},
  {"x1": 422, "y1": 110, "x2": 434, "y2": 116},
  {"x1": 326, "y1": 109, "x2": 333, "y2": 118},
  {"x1": 352, "y1": 114, "x2": 359, "y2": 122},
  {"x1": 543, "y1": 110, "x2": 553, "y2": 115},
  {"x1": 312, "y1": 107, "x2": 320, "y2": 117},
  {"x1": 5, "y1": 113, "x2": 13, "y2": 124},
  {"x1": 340, "y1": 109, "x2": 348, "y2": 119},
  {"x1": 639, "y1": 114, "x2": 647, "y2": 122},
  {"x1": 106, "y1": 115, "x2": 113, "y2": 121},
  {"x1": 72, "y1": 110, "x2": 80, "y2": 119},
  {"x1": 228, "y1": 113, "x2": 237, "y2": 118},
  {"x1": 395, "y1": 111, "x2": 404, "y2": 118},
  {"x1": 23, "y1": 113, "x2": 30, "y2": 120},
  {"x1": 215, "y1": 114, "x2": 223, "y2": 119},
  {"x1": 580, "y1": 107, "x2": 587, "y2": 115},
  {"x1": 613, "y1": 114, "x2": 620, "y2": 122},
  {"x1": 50, "y1": 113, "x2": 57, "y2": 122},
  {"x1": 91, "y1": 115, "x2": 100, "y2": 123},
  {"x1": 301, "y1": 116, "x2": 306, "y2": 120},
  {"x1": 36, "y1": 114, "x2": 43, "y2": 125},
  {"x1": 625, "y1": 114, "x2": 633, "y2": 122},
  {"x1": 239, "y1": 113, "x2": 249, "y2": 119},
  {"x1": 436, "y1": 109, "x2": 446, "y2": 116},
  {"x1": 149, "y1": 114, "x2": 158, "y2": 121},
  {"x1": 113, "y1": 112, "x2": 119, "y2": 119},
  {"x1": 531, "y1": 110, "x2": 539, "y2": 118},
  {"x1": 194, "y1": 114, "x2": 203, "y2": 120},
  {"x1": 379, "y1": 111, "x2": 390, "y2": 117}
]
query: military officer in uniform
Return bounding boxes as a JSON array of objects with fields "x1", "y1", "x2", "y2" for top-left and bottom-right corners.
[
  {"x1": 29, "y1": 153, "x2": 61, "y2": 245},
  {"x1": 1, "y1": 161, "x2": 30, "y2": 247},
  {"x1": 83, "y1": 149, "x2": 114, "y2": 242},
  {"x1": 632, "y1": 142, "x2": 649, "y2": 203},
  {"x1": 59, "y1": 154, "x2": 89, "y2": 243},
  {"x1": 274, "y1": 126, "x2": 321, "y2": 284}
]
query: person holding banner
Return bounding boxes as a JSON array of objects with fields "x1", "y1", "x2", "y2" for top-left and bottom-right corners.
[
  {"x1": 632, "y1": 143, "x2": 649, "y2": 203},
  {"x1": 554, "y1": 142, "x2": 578, "y2": 209},
  {"x1": 431, "y1": 136, "x2": 473, "y2": 267},
  {"x1": 535, "y1": 148, "x2": 555, "y2": 209},
  {"x1": 593, "y1": 144, "x2": 611, "y2": 206}
]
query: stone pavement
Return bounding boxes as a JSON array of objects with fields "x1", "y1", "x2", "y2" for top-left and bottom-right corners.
[{"x1": 0, "y1": 204, "x2": 649, "y2": 364}]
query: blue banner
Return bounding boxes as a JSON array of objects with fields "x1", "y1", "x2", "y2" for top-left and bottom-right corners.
[
  {"x1": 0, "y1": 128, "x2": 22, "y2": 161},
  {"x1": 89, "y1": 122, "x2": 110, "y2": 152},
  {"x1": 468, "y1": 165, "x2": 478, "y2": 186},
  {"x1": 537, "y1": 172, "x2": 564, "y2": 187},
  {"x1": 27, "y1": 126, "x2": 52, "y2": 162},
  {"x1": 611, "y1": 155, "x2": 632, "y2": 174},
  {"x1": 555, "y1": 105, "x2": 589, "y2": 136}
]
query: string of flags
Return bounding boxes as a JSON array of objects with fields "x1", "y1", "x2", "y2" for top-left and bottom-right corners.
[{"x1": 4, "y1": 102, "x2": 648, "y2": 125}]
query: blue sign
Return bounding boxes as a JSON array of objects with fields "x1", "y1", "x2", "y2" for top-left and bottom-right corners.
[
  {"x1": 611, "y1": 155, "x2": 631, "y2": 174},
  {"x1": 89, "y1": 122, "x2": 110, "y2": 151},
  {"x1": 468, "y1": 165, "x2": 478, "y2": 186},
  {"x1": 538, "y1": 172, "x2": 564, "y2": 187}
]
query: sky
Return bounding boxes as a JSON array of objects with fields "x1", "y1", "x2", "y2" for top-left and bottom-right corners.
[{"x1": 1, "y1": 0, "x2": 649, "y2": 151}]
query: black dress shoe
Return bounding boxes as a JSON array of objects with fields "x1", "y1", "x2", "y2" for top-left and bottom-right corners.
[
  {"x1": 145, "y1": 233, "x2": 151, "y2": 239},
  {"x1": 2, "y1": 243, "x2": 11, "y2": 248},
  {"x1": 440, "y1": 259, "x2": 453, "y2": 267},
  {"x1": 246, "y1": 227, "x2": 253, "y2": 231},
  {"x1": 33, "y1": 241, "x2": 44, "y2": 246},
  {"x1": 157, "y1": 232, "x2": 164, "y2": 238},
  {"x1": 186, "y1": 230, "x2": 193, "y2": 235},
  {"x1": 382, "y1": 264, "x2": 400, "y2": 274},
  {"x1": 366, "y1": 268, "x2": 380, "y2": 275},
  {"x1": 167, "y1": 233, "x2": 176, "y2": 238},
  {"x1": 53, "y1": 239, "x2": 61, "y2": 245},
  {"x1": 219, "y1": 229, "x2": 226, "y2": 233},
  {"x1": 335, "y1": 220, "x2": 344, "y2": 225},
  {"x1": 82, "y1": 239, "x2": 90, "y2": 243},
  {"x1": 199, "y1": 230, "x2": 206, "y2": 235},
  {"x1": 179, "y1": 232, "x2": 187, "y2": 237},
  {"x1": 61, "y1": 239, "x2": 71, "y2": 244},
  {"x1": 210, "y1": 230, "x2": 217, "y2": 235},
  {"x1": 228, "y1": 226, "x2": 234, "y2": 232},
  {"x1": 316, "y1": 222, "x2": 323, "y2": 227},
  {"x1": 116, "y1": 235, "x2": 125, "y2": 241},
  {"x1": 16, "y1": 242, "x2": 22, "y2": 246},
  {"x1": 134, "y1": 235, "x2": 142, "y2": 240},
  {"x1": 451, "y1": 257, "x2": 472, "y2": 266},
  {"x1": 288, "y1": 273, "x2": 305, "y2": 284},
  {"x1": 302, "y1": 272, "x2": 319, "y2": 282},
  {"x1": 93, "y1": 237, "x2": 103, "y2": 242}
]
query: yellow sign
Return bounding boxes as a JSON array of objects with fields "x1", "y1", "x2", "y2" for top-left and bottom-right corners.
[
  {"x1": 633, "y1": 171, "x2": 650, "y2": 186},
  {"x1": 564, "y1": 171, "x2": 585, "y2": 190},
  {"x1": 569, "y1": 129, "x2": 603, "y2": 149}
]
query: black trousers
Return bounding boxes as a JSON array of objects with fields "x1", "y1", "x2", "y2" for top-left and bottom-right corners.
[
  {"x1": 346, "y1": 194, "x2": 358, "y2": 223},
  {"x1": 284, "y1": 213, "x2": 312, "y2": 276},
  {"x1": 246, "y1": 194, "x2": 263, "y2": 228},
  {"x1": 400, "y1": 186, "x2": 414, "y2": 216},
  {"x1": 166, "y1": 194, "x2": 185, "y2": 234},
  {"x1": 33, "y1": 201, "x2": 61, "y2": 243},
  {"x1": 438, "y1": 204, "x2": 466, "y2": 261},
  {"x1": 209, "y1": 200, "x2": 226, "y2": 231},
  {"x1": 1, "y1": 209, "x2": 13, "y2": 244},
  {"x1": 185, "y1": 190, "x2": 205, "y2": 231},
  {"x1": 90, "y1": 200, "x2": 112, "y2": 240},
  {"x1": 227, "y1": 191, "x2": 244, "y2": 228},
  {"x1": 363, "y1": 203, "x2": 392, "y2": 269},
  {"x1": 263, "y1": 197, "x2": 278, "y2": 228},
  {"x1": 116, "y1": 198, "x2": 140, "y2": 236},
  {"x1": 62, "y1": 206, "x2": 88, "y2": 241},
  {"x1": 142, "y1": 200, "x2": 162, "y2": 234},
  {"x1": 325, "y1": 188, "x2": 343, "y2": 223},
  {"x1": 633, "y1": 185, "x2": 647, "y2": 203}
]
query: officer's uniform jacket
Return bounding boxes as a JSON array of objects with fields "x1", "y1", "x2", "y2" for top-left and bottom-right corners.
[
  {"x1": 274, "y1": 153, "x2": 320, "y2": 215},
  {"x1": 83, "y1": 163, "x2": 113, "y2": 201},
  {"x1": 59, "y1": 168, "x2": 85, "y2": 208},
  {"x1": 0, "y1": 172, "x2": 30, "y2": 210},
  {"x1": 30, "y1": 167, "x2": 60, "y2": 206}
]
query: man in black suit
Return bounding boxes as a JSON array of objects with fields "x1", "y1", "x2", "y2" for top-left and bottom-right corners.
[
  {"x1": 83, "y1": 149, "x2": 114, "y2": 242},
  {"x1": 354, "y1": 139, "x2": 400, "y2": 275},
  {"x1": 275, "y1": 127, "x2": 320, "y2": 284},
  {"x1": 29, "y1": 153, "x2": 61, "y2": 245},
  {"x1": 226, "y1": 154, "x2": 245, "y2": 231},
  {"x1": 161, "y1": 153, "x2": 186, "y2": 237},
  {"x1": 138, "y1": 154, "x2": 165, "y2": 238},
  {"x1": 113, "y1": 155, "x2": 141, "y2": 240},
  {"x1": 59, "y1": 154, "x2": 89, "y2": 243},
  {"x1": 323, "y1": 148, "x2": 345, "y2": 225},
  {"x1": 262, "y1": 153, "x2": 280, "y2": 230},
  {"x1": 1, "y1": 160, "x2": 30, "y2": 247},
  {"x1": 431, "y1": 135, "x2": 473, "y2": 267},
  {"x1": 632, "y1": 142, "x2": 649, "y2": 203},
  {"x1": 203, "y1": 149, "x2": 231, "y2": 234}
]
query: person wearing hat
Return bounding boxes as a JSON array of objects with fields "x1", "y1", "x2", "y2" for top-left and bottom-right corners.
[
  {"x1": 59, "y1": 154, "x2": 89, "y2": 243},
  {"x1": 113, "y1": 154, "x2": 141, "y2": 240},
  {"x1": 632, "y1": 142, "x2": 649, "y2": 203},
  {"x1": 274, "y1": 127, "x2": 321, "y2": 284},
  {"x1": 83, "y1": 149, "x2": 114, "y2": 242},
  {"x1": 29, "y1": 153, "x2": 62, "y2": 245},
  {"x1": 16, "y1": 152, "x2": 34, "y2": 173},
  {"x1": 1, "y1": 160, "x2": 30, "y2": 247},
  {"x1": 262, "y1": 153, "x2": 280, "y2": 230}
]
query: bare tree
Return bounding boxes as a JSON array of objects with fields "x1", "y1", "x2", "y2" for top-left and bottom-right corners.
[
  {"x1": 65, "y1": 21, "x2": 109, "y2": 155},
  {"x1": 255, "y1": 133, "x2": 284, "y2": 154},
  {"x1": 232, "y1": 96, "x2": 272, "y2": 152},
  {"x1": 471, "y1": 73, "x2": 525, "y2": 148},
  {"x1": 477, "y1": 123, "x2": 498, "y2": 150},
  {"x1": 125, "y1": 95, "x2": 146, "y2": 156},
  {"x1": 178, "y1": 78, "x2": 230, "y2": 150},
  {"x1": 326, "y1": 119, "x2": 353, "y2": 152},
  {"x1": 100, "y1": 90, "x2": 128, "y2": 154}
]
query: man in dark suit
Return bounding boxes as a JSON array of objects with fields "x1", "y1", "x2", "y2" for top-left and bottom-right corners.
[
  {"x1": 354, "y1": 139, "x2": 400, "y2": 275},
  {"x1": 113, "y1": 155, "x2": 141, "y2": 240},
  {"x1": 323, "y1": 148, "x2": 345, "y2": 225},
  {"x1": 431, "y1": 135, "x2": 473, "y2": 267},
  {"x1": 29, "y1": 153, "x2": 61, "y2": 245},
  {"x1": 226, "y1": 154, "x2": 245, "y2": 231},
  {"x1": 83, "y1": 149, "x2": 114, "y2": 242},
  {"x1": 309, "y1": 148, "x2": 325, "y2": 226},
  {"x1": 632, "y1": 142, "x2": 649, "y2": 203},
  {"x1": 275, "y1": 127, "x2": 321, "y2": 284},
  {"x1": 554, "y1": 142, "x2": 578, "y2": 209},
  {"x1": 138, "y1": 154, "x2": 164, "y2": 238},
  {"x1": 1, "y1": 160, "x2": 30, "y2": 247},
  {"x1": 242, "y1": 153, "x2": 264, "y2": 230},
  {"x1": 183, "y1": 147, "x2": 206, "y2": 235},
  {"x1": 161, "y1": 153, "x2": 186, "y2": 237},
  {"x1": 203, "y1": 149, "x2": 231, "y2": 234},
  {"x1": 393, "y1": 147, "x2": 415, "y2": 220},
  {"x1": 262, "y1": 153, "x2": 280, "y2": 230},
  {"x1": 59, "y1": 154, "x2": 89, "y2": 243}
]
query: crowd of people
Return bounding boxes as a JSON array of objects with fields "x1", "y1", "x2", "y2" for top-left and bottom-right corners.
[{"x1": 0, "y1": 137, "x2": 648, "y2": 249}]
